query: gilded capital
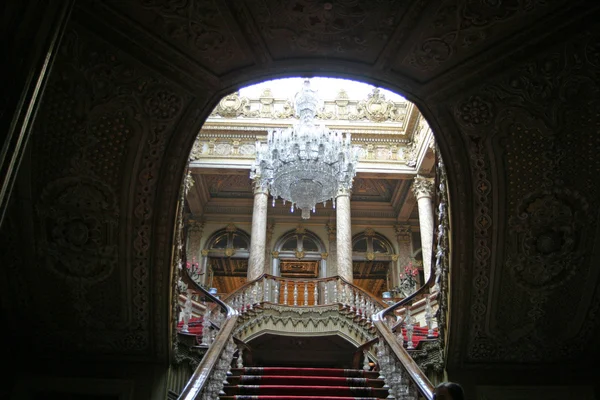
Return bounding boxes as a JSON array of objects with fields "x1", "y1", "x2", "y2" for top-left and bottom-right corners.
[
  {"x1": 394, "y1": 224, "x2": 412, "y2": 241},
  {"x1": 271, "y1": 251, "x2": 280, "y2": 259},
  {"x1": 187, "y1": 219, "x2": 205, "y2": 234},
  {"x1": 412, "y1": 176, "x2": 435, "y2": 200},
  {"x1": 201, "y1": 249, "x2": 209, "y2": 256}
]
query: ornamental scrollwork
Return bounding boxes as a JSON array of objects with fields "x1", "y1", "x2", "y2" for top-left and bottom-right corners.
[{"x1": 506, "y1": 189, "x2": 589, "y2": 290}]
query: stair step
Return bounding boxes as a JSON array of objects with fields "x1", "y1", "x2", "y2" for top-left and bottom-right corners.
[
  {"x1": 220, "y1": 397, "x2": 381, "y2": 400},
  {"x1": 221, "y1": 366, "x2": 388, "y2": 400},
  {"x1": 230, "y1": 367, "x2": 379, "y2": 379},
  {"x1": 227, "y1": 375, "x2": 385, "y2": 387},
  {"x1": 223, "y1": 385, "x2": 389, "y2": 398},
  {"x1": 221, "y1": 397, "x2": 380, "y2": 400}
]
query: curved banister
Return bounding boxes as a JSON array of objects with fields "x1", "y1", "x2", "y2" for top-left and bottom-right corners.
[
  {"x1": 373, "y1": 310, "x2": 434, "y2": 400},
  {"x1": 177, "y1": 308, "x2": 238, "y2": 400},
  {"x1": 181, "y1": 266, "x2": 231, "y2": 314},
  {"x1": 176, "y1": 267, "x2": 240, "y2": 400}
]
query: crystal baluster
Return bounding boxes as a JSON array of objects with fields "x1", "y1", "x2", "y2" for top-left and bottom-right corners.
[
  {"x1": 255, "y1": 282, "x2": 261, "y2": 305},
  {"x1": 363, "y1": 349, "x2": 370, "y2": 371},
  {"x1": 333, "y1": 281, "x2": 338, "y2": 303},
  {"x1": 182, "y1": 288, "x2": 193, "y2": 332},
  {"x1": 406, "y1": 307, "x2": 415, "y2": 349},
  {"x1": 293, "y1": 281, "x2": 298, "y2": 306},
  {"x1": 200, "y1": 305, "x2": 212, "y2": 346},
  {"x1": 425, "y1": 295, "x2": 435, "y2": 338},
  {"x1": 304, "y1": 281, "x2": 308, "y2": 306},
  {"x1": 313, "y1": 282, "x2": 319, "y2": 305},
  {"x1": 246, "y1": 287, "x2": 252, "y2": 311},
  {"x1": 283, "y1": 281, "x2": 288, "y2": 305},
  {"x1": 264, "y1": 278, "x2": 269, "y2": 302},
  {"x1": 324, "y1": 281, "x2": 329, "y2": 304},
  {"x1": 273, "y1": 279, "x2": 280, "y2": 304},
  {"x1": 236, "y1": 346, "x2": 244, "y2": 368},
  {"x1": 339, "y1": 281, "x2": 346, "y2": 305}
]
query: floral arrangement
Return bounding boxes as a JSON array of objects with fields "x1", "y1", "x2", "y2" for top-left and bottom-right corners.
[
  {"x1": 399, "y1": 262, "x2": 419, "y2": 287},
  {"x1": 391, "y1": 261, "x2": 420, "y2": 297}
]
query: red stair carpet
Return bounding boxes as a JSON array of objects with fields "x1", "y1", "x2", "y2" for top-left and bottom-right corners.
[{"x1": 220, "y1": 367, "x2": 388, "y2": 399}]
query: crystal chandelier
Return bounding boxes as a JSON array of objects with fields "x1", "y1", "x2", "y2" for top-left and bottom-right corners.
[{"x1": 250, "y1": 79, "x2": 358, "y2": 219}]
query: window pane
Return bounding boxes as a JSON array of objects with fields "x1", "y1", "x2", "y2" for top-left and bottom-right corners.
[
  {"x1": 372, "y1": 238, "x2": 388, "y2": 253},
  {"x1": 303, "y1": 238, "x2": 318, "y2": 251},
  {"x1": 232, "y1": 234, "x2": 248, "y2": 249},
  {"x1": 353, "y1": 238, "x2": 368, "y2": 252},
  {"x1": 211, "y1": 234, "x2": 228, "y2": 249},
  {"x1": 281, "y1": 237, "x2": 297, "y2": 251}
]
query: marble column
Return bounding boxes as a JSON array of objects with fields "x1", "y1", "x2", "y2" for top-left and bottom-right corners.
[
  {"x1": 326, "y1": 221, "x2": 337, "y2": 278},
  {"x1": 393, "y1": 224, "x2": 413, "y2": 288},
  {"x1": 248, "y1": 184, "x2": 269, "y2": 281},
  {"x1": 265, "y1": 220, "x2": 275, "y2": 276},
  {"x1": 335, "y1": 188, "x2": 353, "y2": 282},
  {"x1": 412, "y1": 176, "x2": 435, "y2": 283}
]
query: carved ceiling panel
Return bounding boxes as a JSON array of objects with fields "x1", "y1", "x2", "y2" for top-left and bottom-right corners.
[
  {"x1": 392, "y1": 0, "x2": 572, "y2": 82},
  {"x1": 200, "y1": 173, "x2": 254, "y2": 198},
  {"x1": 240, "y1": 0, "x2": 411, "y2": 63},
  {"x1": 100, "y1": 0, "x2": 254, "y2": 75},
  {"x1": 351, "y1": 178, "x2": 396, "y2": 202}
]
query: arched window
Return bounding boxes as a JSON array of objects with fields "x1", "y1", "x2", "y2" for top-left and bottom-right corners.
[
  {"x1": 203, "y1": 224, "x2": 251, "y2": 295},
  {"x1": 351, "y1": 229, "x2": 396, "y2": 299},
  {"x1": 273, "y1": 227, "x2": 326, "y2": 279}
]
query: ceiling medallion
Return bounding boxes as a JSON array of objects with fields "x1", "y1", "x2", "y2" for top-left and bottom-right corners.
[{"x1": 250, "y1": 79, "x2": 358, "y2": 219}]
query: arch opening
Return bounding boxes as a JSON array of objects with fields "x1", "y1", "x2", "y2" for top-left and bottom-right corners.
[{"x1": 178, "y1": 76, "x2": 442, "y2": 304}]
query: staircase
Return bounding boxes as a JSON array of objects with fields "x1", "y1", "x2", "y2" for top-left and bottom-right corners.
[{"x1": 220, "y1": 366, "x2": 389, "y2": 399}]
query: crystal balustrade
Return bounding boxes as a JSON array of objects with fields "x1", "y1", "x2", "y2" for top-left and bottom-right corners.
[{"x1": 221, "y1": 274, "x2": 386, "y2": 322}]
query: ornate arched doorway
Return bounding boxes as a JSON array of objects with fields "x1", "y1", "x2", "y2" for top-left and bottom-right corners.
[
  {"x1": 272, "y1": 226, "x2": 327, "y2": 279},
  {"x1": 351, "y1": 229, "x2": 396, "y2": 300},
  {"x1": 203, "y1": 224, "x2": 251, "y2": 296}
]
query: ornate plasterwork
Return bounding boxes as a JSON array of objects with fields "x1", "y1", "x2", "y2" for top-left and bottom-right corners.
[
  {"x1": 447, "y1": 25, "x2": 600, "y2": 364},
  {"x1": 23, "y1": 25, "x2": 193, "y2": 356},
  {"x1": 210, "y1": 87, "x2": 410, "y2": 124},
  {"x1": 234, "y1": 304, "x2": 375, "y2": 347}
]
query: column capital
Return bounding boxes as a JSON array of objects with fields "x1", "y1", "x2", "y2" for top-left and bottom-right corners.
[
  {"x1": 336, "y1": 186, "x2": 352, "y2": 197},
  {"x1": 252, "y1": 178, "x2": 269, "y2": 195},
  {"x1": 187, "y1": 218, "x2": 205, "y2": 233},
  {"x1": 394, "y1": 224, "x2": 411, "y2": 239},
  {"x1": 412, "y1": 176, "x2": 435, "y2": 200}
]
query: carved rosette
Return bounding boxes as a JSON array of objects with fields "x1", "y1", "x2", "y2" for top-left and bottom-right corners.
[
  {"x1": 37, "y1": 177, "x2": 118, "y2": 283},
  {"x1": 506, "y1": 189, "x2": 589, "y2": 290}
]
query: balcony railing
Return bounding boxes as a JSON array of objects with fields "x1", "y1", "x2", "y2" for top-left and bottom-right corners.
[{"x1": 222, "y1": 274, "x2": 387, "y2": 322}]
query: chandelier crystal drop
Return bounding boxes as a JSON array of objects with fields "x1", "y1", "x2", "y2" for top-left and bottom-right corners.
[{"x1": 250, "y1": 79, "x2": 358, "y2": 219}]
